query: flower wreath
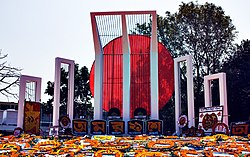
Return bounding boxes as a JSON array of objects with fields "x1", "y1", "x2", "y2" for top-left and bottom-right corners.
[
  {"x1": 135, "y1": 152, "x2": 166, "y2": 157},
  {"x1": 178, "y1": 115, "x2": 188, "y2": 128},
  {"x1": 59, "y1": 116, "x2": 71, "y2": 129},
  {"x1": 147, "y1": 140, "x2": 175, "y2": 149},
  {"x1": 94, "y1": 149, "x2": 123, "y2": 157}
]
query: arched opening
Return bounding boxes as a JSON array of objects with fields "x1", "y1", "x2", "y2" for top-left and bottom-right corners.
[
  {"x1": 108, "y1": 107, "x2": 121, "y2": 117},
  {"x1": 134, "y1": 107, "x2": 147, "y2": 119}
]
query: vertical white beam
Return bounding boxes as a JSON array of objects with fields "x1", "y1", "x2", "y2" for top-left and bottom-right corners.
[
  {"x1": 174, "y1": 55, "x2": 195, "y2": 134},
  {"x1": 186, "y1": 56, "x2": 195, "y2": 127},
  {"x1": 17, "y1": 76, "x2": 26, "y2": 128},
  {"x1": 174, "y1": 61, "x2": 181, "y2": 134},
  {"x1": 204, "y1": 73, "x2": 228, "y2": 126},
  {"x1": 150, "y1": 11, "x2": 159, "y2": 120},
  {"x1": 122, "y1": 14, "x2": 131, "y2": 134},
  {"x1": 220, "y1": 73, "x2": 228, "y2": 125},
  {"x1": 67, "y1": 61, "x2": 75, "y2": 124},
  {"x1": 204, "y1": 77, "x2": 211, "y2": 107},
  {"x1": 91, "y1": 13, "x2": 104, "y2": 120},
  {"x1": 53, "y1": 58, "x2": 61, "y2": 126},
  {"x1": 35, "y1": 79, "x2": 42, "y2": 102},
  {"x1": 18, "y1": 75, "x2": 42, "y2": 128}
]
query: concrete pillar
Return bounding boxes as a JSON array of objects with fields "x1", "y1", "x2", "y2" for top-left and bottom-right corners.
[
  {"x1": 53, "y1": 57, "x2": 74, "y2": 126},
  {"x1": 174, "y1": 55, "x2": 195, "y2": 134},
  {"x1": 150, "y1": 11, "x2": 159, "y2": 120},
  {"x1": 18, "y1": 75, "x2": 41, "y2": 128},
  {"x1": 90, "y1": 13, "x2": 104, "y2": 120},
  {"x1": 121, "y1": 13, "x2": 131, "y2": 135},
  {"x1": 204, "y1": 73, "x2": 228, "y2": 125}
]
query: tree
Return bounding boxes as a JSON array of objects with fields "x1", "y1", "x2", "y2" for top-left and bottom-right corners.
[
  {"x1": 74, "y1": 64, "x2": 93, "y2": 119},
  {"x1": 221, "y1": 40, "x2": 250, "y2": 122},
  {"x1": 0, "y1": 50, "x2": 21, "y2": 101},
  {"x1": 43, "y1": 64, "x2": 93, "y2": 120},
  {"x1": 159, "y1": 2, "x2": 237, "y2": 102},
  {"x1": 134, "y1": 2, "x2": 238, "y2": 130}
]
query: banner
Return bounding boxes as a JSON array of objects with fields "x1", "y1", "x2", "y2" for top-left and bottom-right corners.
[
  {"x1": 128, "y1": 120, "x2": 144, "y2": 135},
  {"x1": 108, "y1": 120, "x2": 125, "y2": 135},
  {"x1": 230, "y1": 121, "x2": 250, "y2": 136},
  {"x1": 23, "y1": 101, "x2": 41, "y2": 135},
  {"x1": 146, "y1": 120, "x2": 163, "y2": 135},
  {"x1": 90, "y1": 120, "x2": 106, "y2": 135},
  {"x1": 198, "y1": 106, "x2": 223, "y2": 134},
  {"x1": 73, "y1": 119, "x2": 88, "y2": 135}
]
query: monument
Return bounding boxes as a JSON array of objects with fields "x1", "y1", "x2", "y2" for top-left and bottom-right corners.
[{"x1": 89, "y1": 11, "x2": 174, "y2": 134}]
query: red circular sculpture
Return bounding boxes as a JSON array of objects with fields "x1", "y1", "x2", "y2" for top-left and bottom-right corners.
[{"x1": 89, "y1": 35, "x2": 174, "y2": 117}]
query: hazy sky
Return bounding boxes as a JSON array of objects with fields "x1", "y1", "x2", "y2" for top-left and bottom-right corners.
[{"x1": 0, "y1": 0, "x2": 249, "y2": 102}]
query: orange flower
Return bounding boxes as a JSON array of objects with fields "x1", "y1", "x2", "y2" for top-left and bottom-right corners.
[
  {"x1": 94, "y1": 149, "x2": 123, "y2": 157},
  {"x1": 147, "y1": 140, "x2": 175, "y2": 149}
]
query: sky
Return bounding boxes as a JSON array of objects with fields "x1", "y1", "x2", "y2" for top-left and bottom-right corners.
[{"x1": 0, "y1": 0, "x2": 249, "y2": 102}]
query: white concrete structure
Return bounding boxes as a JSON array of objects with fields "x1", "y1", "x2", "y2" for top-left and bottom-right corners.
[
  {"x1": 174, "y1": 55, "x2": 195, "y2": 134},
  {"x1": 53, "y1": 57, "x2": 75, "y2": 126},
  {"x1": 204, "y1": 73, "x2": 228, "y2": 126},
  {"x1": 0, "y1": 109, "x2": 18, "y2": 131},
  {"x1": 2, "y1": 109, "x2": 17, "y2": 126},
  {"x1": 121, "y1": 13, "x2": 131, "y2": 133},
  {"x1": 91, "y1": 13, "x2": 104, "y2": 120},
  {"x1": 17, "y1": 75, "x2": 42, "y2": 128},
  {"x1": 150, "y1": 11, "x2": 159, "y2": 120},
  {"x1": 90, "y1": 11, "x2": 158, "y2": 134}
]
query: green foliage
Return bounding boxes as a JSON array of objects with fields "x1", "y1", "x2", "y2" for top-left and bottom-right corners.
[
  {"x1": 135, "y1": 2, "x2": 237, "y2": 130},
  {"x1": 73, "y1": 64, "x2": 93, "y2": 119},
  {"x1": 43, "y1": 64, "x2": 93, "y2": 119},
  {"x1": 158, "y1": 2, "x2": 237, "y2": 94},
  {"x1": 221, "y1": 40, "x2": 250, "y2": 122}
]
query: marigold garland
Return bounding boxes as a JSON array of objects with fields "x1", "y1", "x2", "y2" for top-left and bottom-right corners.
[
  {"x1": 135, "y1": 151, "x2": 167, "y2": 157},
  {"x1": 0, "y1": 134, "x2": 250, "y2": 156},
  {"x1": 147, "y1": 140, "x2": 175, "y2": 149},
  {"x1": 94, "y1": 149, "x2": 123, "y2": 157}
]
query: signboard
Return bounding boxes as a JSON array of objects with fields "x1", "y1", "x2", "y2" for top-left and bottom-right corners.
[
  {"x1": 128, "y1": 120, "x2": 144, "y2": 135},
  {"x1": 108, "y1": 120, "x2": 125, "y2": 135},
  {"x1": 73, "y1": 119, "x2": 88, "y2": 135},
  {"x1": 230, "y1": 121, "x2": 250, "y2": 136},
  {"x1": 23, "y1": 101, "x2": 41, "y2": 135},
  {"x1": 146, "y1": 120, "x2": 163, "y2": 135},
  {"x1": 90, "y1": 120, "x2": 106, "y2": 135},
  {"x1": 198, "y1": 106, "x2": 223, "y2": 134},
  {"x1": 59, "y1": 116, "x2": 71, "y2": 129}
]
